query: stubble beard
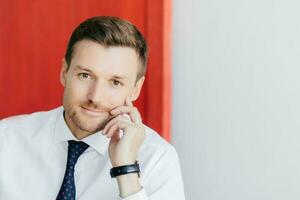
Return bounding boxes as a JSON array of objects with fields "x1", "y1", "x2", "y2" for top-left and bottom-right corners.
[{"x1": 65, "y1": 105, "x2": 110, "y2": 134}]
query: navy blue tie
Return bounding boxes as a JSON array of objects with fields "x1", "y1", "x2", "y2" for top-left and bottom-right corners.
[{"x1": 56, "y1": 140, "x2": 89, "y2": 200}]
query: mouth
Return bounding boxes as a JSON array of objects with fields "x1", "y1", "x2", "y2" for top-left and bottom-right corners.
[{"x1": 80, "y1": 106, "x2": 108, "y2": 117}]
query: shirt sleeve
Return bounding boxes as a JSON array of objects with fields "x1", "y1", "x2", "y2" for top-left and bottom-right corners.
[
  {"x1": 119, "y1": 188, "x2": 148, "y2": 200},
  {"x1": 120, "y1": 146, "x2": 185, "y2": 200}
]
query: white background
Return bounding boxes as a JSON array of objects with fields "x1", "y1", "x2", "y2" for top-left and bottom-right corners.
[{"x1": 172, "y1": 0, "x2": 300, "y2": 199}]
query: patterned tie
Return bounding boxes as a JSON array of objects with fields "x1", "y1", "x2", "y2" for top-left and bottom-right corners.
[{"x1": 56, "y1": 140, "x2": 89, "y2": 200}]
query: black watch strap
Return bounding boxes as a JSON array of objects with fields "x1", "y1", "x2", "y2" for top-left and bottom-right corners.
[{"x1": 110, "y1": 161, "x2": 141, "y2": 178}]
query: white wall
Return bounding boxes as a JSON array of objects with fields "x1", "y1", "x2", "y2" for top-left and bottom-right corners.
[{"x1": 172, "y1": 0, "x2": 300, "y2": 199}]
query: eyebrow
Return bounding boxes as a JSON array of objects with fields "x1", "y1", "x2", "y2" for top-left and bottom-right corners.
[
  {"x1": 74, "y1": 65, "x2": 129, "y2": 80},
  {"x1": 74, "y1": 65, "x2": 92, "y2": 73},
  {"x1": 111, "y1": 75, "x2": 128, "y2": 80}
]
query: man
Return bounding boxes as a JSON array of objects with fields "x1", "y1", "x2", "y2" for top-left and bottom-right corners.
[{"x1": 0, "y1": 16, "x2": 185, "y2": 200}]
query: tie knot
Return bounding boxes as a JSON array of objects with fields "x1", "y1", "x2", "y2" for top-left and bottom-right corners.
[{"x1": 66, "y1": 140, "x2": 89, "y2": 168}]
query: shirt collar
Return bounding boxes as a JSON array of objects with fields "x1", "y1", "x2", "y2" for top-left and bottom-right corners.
[{"x1": 53, "y1": 106, "x2": 109, "y2": 156}]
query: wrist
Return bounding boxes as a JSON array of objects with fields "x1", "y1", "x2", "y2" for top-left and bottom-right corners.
[
  {"x1": 110, "y1": 161, "x2": 142, "y2": 198},
  {"x1": 111, "y1": 159, "x2": 136, "y2": 168},
  {"x1": 116, "y1": 173, "x2": 142, "y2": 198}
]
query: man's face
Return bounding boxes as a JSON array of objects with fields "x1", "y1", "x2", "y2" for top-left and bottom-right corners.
[{"x1": 60, "y1": 39, "x2": 144, "y2": 135}]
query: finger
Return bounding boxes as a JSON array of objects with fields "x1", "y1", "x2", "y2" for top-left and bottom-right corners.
[
  {"x1": 110, "y1": 129, "x2": 121, "y2": 143},
  {"x1": 105, "y1": 119, "x2": 119, "y2": 138},
  {"x1": 110, "y1": 106, "x2": 130, "y2": 115},
  {"x1": 110, "y1": 106, "x2": 142, "y2": 124},
  {"x1": 125, "y1": 97, "x2": 133, "y2": 107},
  {"x1": 106, "y1": 121, "x2": 131, "y2": 138},
  {"x1": 106, "y1": 122, "x2": 121, "y2": 138},
  {"x1": 103, "y1": 115, "x2": 129, "y2": 134}
]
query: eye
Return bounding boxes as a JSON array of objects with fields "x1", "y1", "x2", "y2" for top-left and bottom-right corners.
[
  {"x1": 112, "y1": 80, "x2": 122, "y2": 86},
  {"x1": 78, "y1": 72, "x2": 91, "y2": 79}
]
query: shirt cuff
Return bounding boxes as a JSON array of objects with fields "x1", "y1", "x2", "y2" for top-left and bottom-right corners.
[{"x1": 119, "y1": 188, "x2": 148, "y2": 200}]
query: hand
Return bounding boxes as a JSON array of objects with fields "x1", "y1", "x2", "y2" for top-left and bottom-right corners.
[{"x1": 102, "y1": 97, "x2": 145, "y2": 167}]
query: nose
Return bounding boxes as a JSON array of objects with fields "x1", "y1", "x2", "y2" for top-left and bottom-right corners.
[{"x1": 87, "y1": 81, "x2": 107, "y2": 106}]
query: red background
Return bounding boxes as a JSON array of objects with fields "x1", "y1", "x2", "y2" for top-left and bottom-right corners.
[{"x1": 0, "y1": 0, "x2": 172, "y2": 140}]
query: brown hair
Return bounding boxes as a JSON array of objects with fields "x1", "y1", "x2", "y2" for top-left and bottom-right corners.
[{"x1": 65, "y1": 16, "x2": 148, "y2": 80}]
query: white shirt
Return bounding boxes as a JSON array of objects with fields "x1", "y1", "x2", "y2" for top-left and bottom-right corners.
[{"x1": 0, "y1": 107, "x2": 185, "y2": 200}]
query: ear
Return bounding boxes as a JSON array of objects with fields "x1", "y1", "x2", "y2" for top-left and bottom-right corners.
[
  {"x1": 60, "y1": 58, "x2": 68, "y2": 87},
  {"x1": 130, "y1": 76, "x2": 145, "y2": 101}
]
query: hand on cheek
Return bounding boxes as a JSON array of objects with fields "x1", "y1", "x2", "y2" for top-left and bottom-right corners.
[{"x1": 103, "y1": 97, "x2": 145, "y2": 167}]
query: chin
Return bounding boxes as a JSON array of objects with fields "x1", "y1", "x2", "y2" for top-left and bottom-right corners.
[
  {"x1": 79, "y1": 124, "x2": 102, "y2": 133},
  {"x1": 74, "y1": 113, "x2": 109, "y2": 133}
]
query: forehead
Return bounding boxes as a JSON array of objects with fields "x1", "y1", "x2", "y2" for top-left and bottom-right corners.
[{"x1": 70, "y1": 40, "x2": 140, "y2": 77}]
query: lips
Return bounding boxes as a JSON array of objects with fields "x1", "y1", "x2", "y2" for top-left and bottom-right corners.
[{"x1": 80, "y1": 106, "x2": 107, "y2": 117}]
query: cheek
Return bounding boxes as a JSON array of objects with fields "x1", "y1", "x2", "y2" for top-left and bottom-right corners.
[
  {"x1": 64, "y1": 79, "x2": 90, "y2": 102},
  {"x1": 106, "y1": 88, "x2": 129, "y2": 107}
]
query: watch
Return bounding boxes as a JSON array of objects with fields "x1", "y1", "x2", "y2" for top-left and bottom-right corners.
[{"x1": 110, "y1": 161, "x2": 141, "y2": 178}]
